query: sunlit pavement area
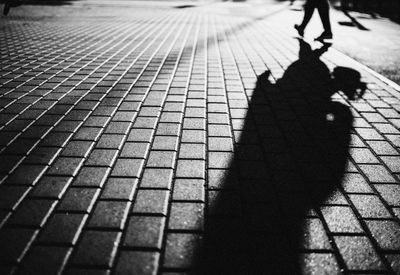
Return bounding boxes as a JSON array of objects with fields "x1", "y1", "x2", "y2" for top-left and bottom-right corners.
[{"x1": 0, "y1": 0, "x2": 400, "y2": 274}]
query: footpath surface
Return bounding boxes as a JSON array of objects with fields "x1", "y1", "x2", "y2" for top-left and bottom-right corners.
[{"x1": 0, "y1": 1, "x2": 400, "y2": 274}]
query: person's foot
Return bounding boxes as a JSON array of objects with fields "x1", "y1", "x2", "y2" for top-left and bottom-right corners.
[
  {"x1": 315, "y1": 31, "x2": 333, "y2": 41},
  {"x1": 294, "y1": 24, "x2": 304, "y2": 37},
  {"x1": 3, "y1": 3, "x2": 10, "y2": 16}
]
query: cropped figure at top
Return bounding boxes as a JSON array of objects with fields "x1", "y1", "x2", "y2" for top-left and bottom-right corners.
[
  {"x1": 294, "y1": 0, "x2": 333, "y2": 41},
  {"x1": 3, "y1": 0, "x2": 24, "y2": 16}
]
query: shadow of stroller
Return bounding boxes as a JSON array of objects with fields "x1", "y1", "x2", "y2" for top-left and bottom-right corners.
[{"x1": 200, "y1": 39, "x2": 366, "y2": 274}]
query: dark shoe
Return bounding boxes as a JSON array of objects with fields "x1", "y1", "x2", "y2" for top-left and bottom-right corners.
[
  {"x1": 3, "y1": 3, "x2": 10, "y2": 16},
  {"x1": 294, "y1": 24, "x2": 304, "y2": 37},
  {"x1": 315, "y1": 31, "x2": 333, "y2": 41}
]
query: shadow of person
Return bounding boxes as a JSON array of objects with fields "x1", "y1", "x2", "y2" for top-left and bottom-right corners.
[{"x1": 199, "y1": 39, "x2": 366, "y2": 274}]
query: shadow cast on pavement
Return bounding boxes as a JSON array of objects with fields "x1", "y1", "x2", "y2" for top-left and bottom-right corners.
[{"x1": 198, "y1": 39, "x2": 366, "y2": 274}]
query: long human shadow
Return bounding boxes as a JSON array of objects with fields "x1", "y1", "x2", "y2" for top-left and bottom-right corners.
[{"x1": 200, "y1": 40, "x2": 366, "y2": 274}]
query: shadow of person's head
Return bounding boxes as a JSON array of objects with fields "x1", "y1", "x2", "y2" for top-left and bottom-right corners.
[{"x1": 333, "y1": 66, "x2": 366, "y2": 100}]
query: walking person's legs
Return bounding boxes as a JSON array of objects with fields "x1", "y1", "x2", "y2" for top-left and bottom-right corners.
[
  {"x1": 315, "y1": 0, "x2": 333, "y2": 40},
  {"x1": 294, "y1": 0, "x2": 317, "y2": 36}
]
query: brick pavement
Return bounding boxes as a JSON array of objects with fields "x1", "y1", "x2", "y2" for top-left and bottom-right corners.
[{"x1": 0, "y1": 1, "x2": 400, "y2": 274}]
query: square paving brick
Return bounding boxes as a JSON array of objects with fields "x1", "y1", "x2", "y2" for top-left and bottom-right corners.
[
  {"x1": 146, "y1": 151, "x2": 176, "y2": 168},
  {"x1": 173, "y1": 179, "x2": 205, "y2": 201},
  {"x1": 120, "y1": 142, "x2": 150, "y2": 159},
  {"x1": 19, "y1": 246, "x2": 71, "y2": 275},
  {"x1": 359, "y1": 164, "x2": 397, "y2": 183},
  {"x1": 88, "y1": 201, "x2": 130, "y2": 229},
  {"x1": 179, "y1": 143, "x2": 206, "y2": 159},
  {"x1": 140, "y1": 168, "x2": 173, "y2": 189},
  {"x1": 168, "y1": 203, "x2": 204, "y2": 231},
  {"x1": 101, "y1": 178, "x2": 137, "y2": 201},
  {"x1": 72, "y1": 231, "x2": 121, "y2": 267},
  {"x1": 115, "y1": 251, "x2": 159, "y2": 275},
  {"x1": 163, "y1": 233, "x2": 202, "y2": 269},
  {"x1": 0, "y1": 228, "x2": 37, "y2": 263},
  {"x1": 8, "y1": 199, "x2": 57, "y2": 227},
  {"x1": 335, "y1": 236, "x2": 385, "y2": 271},
  {"x1": 365, "y1": 220, "x2": 400, "y2": 251},
  {"x1": 374, "y1": 184, "x2": 400, "y2": 206},
  {"x1": 123, "y1": 216, "x2": 165, "y2": 249},
  {"x1": 132, "y1": 190, "x2": 169, "y2": 215},
  {"x1": 58, "y1": 188, "x2": 100, "y2": 213},
  {"x1": 6, "y1": 165, "x2": 47, "y2": 185},
  {"x1": 38, "y1": 213, "x2": 87, "y2": 245},
  {"x1": 30, "y1": 176, "x2": 72, "y2": 199},
  {"x1": 111, "y1": 159, "x2": 144, "y2": 178},
  {"x1": 321, "y1": 206, "x2": 363, "y2": 233},
  {"x1": 47, "y1": 157, "x2": 84, "y2": 177},
  {"x1": 300, "y1": 253, "x2": 340, "y2": 275},
  {"x1": 176, "y1": 160, "x2": 205, "y2": 178},
  {"x1": 349, "y1": 194, "x2": 392, "y2": 218},
  {"x1": 73, "y1": 167, "x2": 110, "y2": 187},
  {"x1": 301, "y1": 218, "x2": 331, "y2": 250},
  {"x1": 61, "y1": 141, "x2": 94, "y2": 158},
  {"x1": 85, "y1": 149, "x2": 118, "y2": 167},
  {"x1": 96, "y1": 134, "x2": 125, "y2": 149}
]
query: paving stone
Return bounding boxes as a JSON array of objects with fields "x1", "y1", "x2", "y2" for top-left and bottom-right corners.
[
  {"x1": 19, "y1": 246, "x2": 70, "y2": 275},
  {"x1": 342, "y1": 173, "x2": 373, "y2": 193},
  {"x1": 111, "y1": 159, "x2": 144, "y2": 178},
  {"x1": 321, "y1": 206, "x2": 363, "y2": 233},
  {"x1": 152, "y1": 136, "x2": 179, "y2": 151},
  {"x1": 120, "y1": 142, "x2": 150, "y2": 158},
  {"x1": 123, "y1": 216, "x2": 165, "y2": 249},
  {"x1": 132, "y1": 190, "x2": 169, "y2": 215},
  {"x1": 163, "y1": 233, "x2": 202, "y2": 269},
  {"x1": 156, "y1": 123, "x2": 181, "y2": 136},
  {"x1": 350, "y1": 148, "x2": 379, "y2": 163},
  {"x1": 386, "y1": 254, "x2": 400, "y2": 274},
  {"x1": 173, "y1": 179, "x2": 205, "y2": 201},
  {"x1": 24, "y1": 147, "x2": 61, "y2": 165},
  {"x1": 365, "y1": 220, "x2": 400, "y2": 251},
  {"x1": 73, "y1": 127, "x2": 102, "y2": 141},
  {"x1": 101, "y1": 178, "x2": 137, "y2": 201},
  {"x1": 359, "y1": 165, "x2": 397, "y2": 183},
  {"x1": 6, "y1": 165, "x2": 47, "y2": 185},
  {"x1": 30, "y1": 176, "x2": 72, "y2": 199},
  {"x1": 72, "y1": 231, "x2": 121, "y2": 267},
  {"x1": 127, "y1": 129, "x2": 154, "y2": 142},
  {"x1": 349, "y1": 194, "x2": 392, "y2": 218},
  {"x1": 146, "y1": 151, "x2": 176, "y2": 168},
  {"x1": 38, "y1": 213, "x2": 87, "y2": 245},
  {"x1": 140, "y1": 168, "x2": 173, "y2": 189},
  {"x1": 178, "y1": 143, "x2": 205, "y2": 159},
  {"x1": 96, "y1": 134, "x2": 125, "y2": 149},
  {"x1": 88, "y1": 201, "x2": 130, "y2": 229},
  {"x1": 0, "y1": 228, "x2": 37, "y2": 263},
  {"x1": 168, "y1": 203, "x2": 204, "y2": 231},
  {"x1": 300, "y1": 253, "x2": 340, "y2": 275},
  {"x1": 61, "y1": 141, "x2": 94, "y2": 157},
  {"x1": 8, "y1": 199, "x2": 57, "y2": 227},
  {"x1": 47, "y1": 157, "x2": 84, "y2": 177},
  {"x1": 73, "y1": 167, "x2": 110, "y2": 187},
  {"x1": 366, "y1": 140, "x2": 399, "y2": 155},
  {"x1": 85, "y1": 149, "x2": 118, "y2": 167},
  {"x1": 301, "y1": 218, "x2": 331, "y2": 250},
  {"x1": 176, "y1": 160, "x2": 205, "y2": 178},
  {"x1": 374, "y1": 184, "x2": 400, "y2": 206},
  {"x1": 58, "y1": 188, "x2": 100, "y2": 213},
  {"x1": 0, "y1": 185, "x2": 30, "y2": 210},
  {"x1": 115, "y1": 251, "x2": 159, "y2": 275},
  {"x1": 181, "y1": 130, "x2": 205, "y2": 143},
  {"x1": 335, "y1": 236, "x2": 385, "y2": 271}
]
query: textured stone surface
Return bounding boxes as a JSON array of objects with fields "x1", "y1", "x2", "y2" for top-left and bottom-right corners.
[{"x1": 0, "y1": 1, "x2": 399, "y2": 274}]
